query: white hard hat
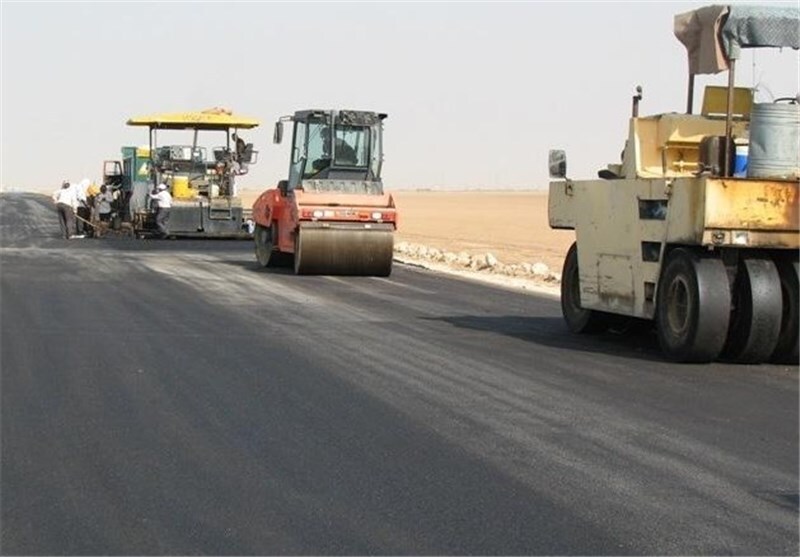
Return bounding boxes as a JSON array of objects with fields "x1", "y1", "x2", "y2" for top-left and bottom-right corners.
[{"x1": 157, "y1": 184, "x2": 168, "y2": 191}]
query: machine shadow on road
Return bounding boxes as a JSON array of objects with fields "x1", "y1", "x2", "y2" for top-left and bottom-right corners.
[{"x1": 428, "y1": 315, "x2": 666, "y2": 363}]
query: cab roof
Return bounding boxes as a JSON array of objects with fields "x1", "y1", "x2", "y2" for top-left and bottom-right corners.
[{"x1": 127, "y1": 107, "x2": 260, "y2": 130}]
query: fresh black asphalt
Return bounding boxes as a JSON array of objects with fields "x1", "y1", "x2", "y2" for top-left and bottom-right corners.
[{"x1": 1, "y1": 193, "x2": 797, "y2": 555}]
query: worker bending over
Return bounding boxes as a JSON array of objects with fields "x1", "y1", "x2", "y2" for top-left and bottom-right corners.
[{"x1": 52, "y1": 181, "x2": 78, "y2": 239}]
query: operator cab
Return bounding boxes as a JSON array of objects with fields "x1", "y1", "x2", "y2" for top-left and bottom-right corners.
[
  {"x1": 102, "y1": 160, "x2": 124, "y2": 188},
  {"x1": 274, "y1": 109, "x2": 387, "y2": 192}
]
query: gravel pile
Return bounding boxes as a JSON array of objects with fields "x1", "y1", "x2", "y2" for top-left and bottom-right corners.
[{"x1": 394, "y1": 241, "x2": 561, "y2": 284}]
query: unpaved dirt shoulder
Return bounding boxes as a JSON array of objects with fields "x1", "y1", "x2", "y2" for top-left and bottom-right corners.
[{"x1": 393, "y1": 249, "x2": 561, "y2": 298}]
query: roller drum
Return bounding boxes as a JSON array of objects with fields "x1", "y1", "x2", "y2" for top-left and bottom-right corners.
[{"x1": 294, "y1": 223, "x2": 394, "y2": 276}]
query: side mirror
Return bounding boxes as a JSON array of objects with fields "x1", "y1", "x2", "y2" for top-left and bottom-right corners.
[
  {"x1": 549, "y1": 149, "x2": 567, "y2": 179},
  {"x1": 273, "y1": 122, "x2": 283, "y2": 144}
]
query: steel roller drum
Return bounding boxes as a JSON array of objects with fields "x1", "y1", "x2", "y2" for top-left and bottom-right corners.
[{"x1": 294, "y1": 222, "x2": 394, "y2": 276}]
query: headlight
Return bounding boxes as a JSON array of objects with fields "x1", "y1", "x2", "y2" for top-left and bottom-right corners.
[{"x1": 313, "y1": 210, "x2": 323, "y2": 218}]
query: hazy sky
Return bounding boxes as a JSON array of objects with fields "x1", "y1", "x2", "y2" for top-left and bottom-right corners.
[{"x1": 2, "y1": 1, "x2": 798, "y2": 192}]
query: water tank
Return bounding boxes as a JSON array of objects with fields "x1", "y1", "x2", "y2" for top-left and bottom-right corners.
[
  {"x1": 172, "y1": 175, "x2": 193, "y2": 199},
  {"x1": 747, "y1": 102, "x2": 800, "y2": 180}
]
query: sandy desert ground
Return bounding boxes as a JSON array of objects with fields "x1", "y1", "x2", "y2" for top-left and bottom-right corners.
[
  {"x1": 389, "y1": 190, "x2": 574, "y2": 270},
  {"x1": 240, "y1": 189, "x2": 575, "y2": 293}
]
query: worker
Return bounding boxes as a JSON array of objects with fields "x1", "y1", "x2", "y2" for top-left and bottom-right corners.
[
  {"x1": 86, "y1": 181, "x2": 101, "y2": 199},
  {"x1": 321, "y1": 127, "x2": 357, "y2": 166},
  {"x1": 52, "y1": 181, "x2": 77, "y2": 239},
  {"x1": 148, "y1": 181, "x2": 173, "y2": 238},
  {"x1": 311, "y1": 127, "x2": 354, "y2": 172},
  {"x1": 233, "y1": 131, "x2": 246, "y2": 161},
  {"x1": 75, "y1": 178, "x2": 92, "y2": 236},
  {"x1": 95, "y1": 185, "x2": 114, "y2": 223},
  {"x1": 334, "y1": 137, "x2": 358, "y2": 165}
]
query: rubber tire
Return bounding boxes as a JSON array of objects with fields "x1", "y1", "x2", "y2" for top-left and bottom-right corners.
[
  {"x1": 770, "y1": 257, "x2": 799, "y2": 365},
  {"x1": 656, "y1": 248, "x2": 731, "y2": 363},
  {"x1": 721, "y1": 257, "x2": 782, "y2": 364},
  {"x1": 254, "y1": 223, "x2": 275, "y2": 268},
  {"x1": 561, "y1": 242, "x2": 608, "y2": 334}
]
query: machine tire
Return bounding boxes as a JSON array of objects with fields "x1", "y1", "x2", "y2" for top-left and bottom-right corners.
[
  {"x1": 656, "y1": 248, "x2": 731, "y2": 363},
  {"x1": 770, "y1": 257, "x2": 799, "y2": 364},
  {"x1": 561, "y1": 242, "x2": 609, "y2": 334},
  {"x1": 721, "y1": 257, "x2": 782, "y2": 364},
  {"x1": 254, "y1": 223, "x2": 276, "y2": 268},
  {"x1": 293, "y1": 230, "x2": 305, "y2": 275}
]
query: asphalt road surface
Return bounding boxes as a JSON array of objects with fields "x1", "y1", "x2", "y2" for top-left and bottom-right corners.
[{"x1": 1, "y1": 193, "x2": 797, "y2": 556}]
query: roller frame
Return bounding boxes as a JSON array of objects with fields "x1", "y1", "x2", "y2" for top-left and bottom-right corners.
[{"x1": 561, "y1": 242, "x2": 612, "y2": 334}]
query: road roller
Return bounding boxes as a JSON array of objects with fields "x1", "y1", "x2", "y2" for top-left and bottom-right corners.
[
  {"x1": 252, "y1": 109, "x2": 397, "y2": 276},
  {"x1": 121, "y1": 107, "x2": 260, "y2": 238},
  {"x1": 548, "y1": 4, "x2": 799, "y2": 364}
]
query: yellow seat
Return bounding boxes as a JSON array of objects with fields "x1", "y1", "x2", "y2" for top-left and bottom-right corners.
[{"x1": 701, "y1": 86, "x2": 754, "y2": 119}]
